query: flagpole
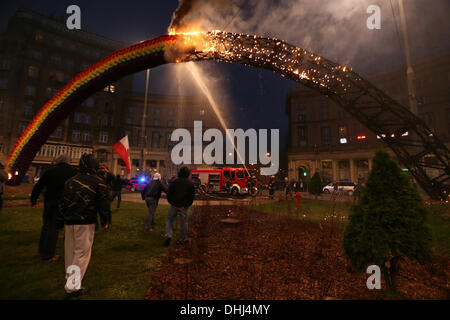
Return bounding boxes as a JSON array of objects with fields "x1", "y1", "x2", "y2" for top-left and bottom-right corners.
[{"x1": 140, "y1": 68, "x2": 150, "y2": 175}]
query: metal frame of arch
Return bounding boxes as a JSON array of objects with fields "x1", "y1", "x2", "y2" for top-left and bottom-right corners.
[{"x1": 5, "y1": 32, "x2": 449, "y2": 200}]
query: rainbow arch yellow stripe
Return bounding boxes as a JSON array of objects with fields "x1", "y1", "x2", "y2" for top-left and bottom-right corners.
[{"x1": 6, "y1": 34, "x2": 182, "y2": 185}]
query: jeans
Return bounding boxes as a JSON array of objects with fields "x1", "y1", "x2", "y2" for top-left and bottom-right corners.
[
  {"x1": 111, "y1": 191, "x2": 121, "y2": 208},
  {"x1": 39, "y1": 200, "x2": 60, "y2": 260},
  {"x1": 144, "y1": 197, "x2": 159, "y2": 230},
  {"x1": 165, "y1": 205, "x2": 189, "y2": 242}
]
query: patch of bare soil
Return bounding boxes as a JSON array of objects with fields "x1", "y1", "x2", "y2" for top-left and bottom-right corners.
[{"x1": 145, "y1": 205, "x2": 449, "y2": 300}]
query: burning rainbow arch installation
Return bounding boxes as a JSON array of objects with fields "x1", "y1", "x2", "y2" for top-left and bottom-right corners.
[{"x1": 5, "y1": 31, "x2": 449, "y2": 200}]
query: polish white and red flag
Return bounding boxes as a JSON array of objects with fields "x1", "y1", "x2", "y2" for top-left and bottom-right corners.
[{"x1": 112, "y1": 135, "x2": 131, "y2": 174}]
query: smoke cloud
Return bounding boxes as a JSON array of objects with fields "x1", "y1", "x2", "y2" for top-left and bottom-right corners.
[{"x1": 169, "y1": 0, "x2": 450, "y2": 73}]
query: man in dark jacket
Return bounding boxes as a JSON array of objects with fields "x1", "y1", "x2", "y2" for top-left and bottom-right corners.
[
  {"x1": 111, "y1": 174, "x2": 124, "y2": 209},
  {"x1": 30, "y1": 154, "x2": 77, "y2": 262},
  {"x1": 58, "y1": 153, "x2": 110, "y2": 298},
  {"x1": 96, "y1": 165, "x2": 113, "y2": 226},
  {"x1": 141, "y1": 173, "x2": 167, "y2": 232},
  {"x1": 0, "y1": 162, "x2": 7, "y2": 211},
  {"x1": 164, "y1": 166, "x2": 195, "y2": 246}
]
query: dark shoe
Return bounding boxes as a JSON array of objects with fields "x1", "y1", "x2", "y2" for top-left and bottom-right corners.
[
  {"x1": 64, "y1": 286, "x2": 88, "y2": 299},
  {"x1": 42, "y1": 254, "x2": 60, "y2": 263},
  {"x1": 177, "y1": 239, "x2": 188, "y2": 245},
  {"x1": 164, "y1": 238, "x2": 171, "y2": 246}
]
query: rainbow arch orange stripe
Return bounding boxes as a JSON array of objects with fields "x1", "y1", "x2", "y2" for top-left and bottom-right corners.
[{"x1": 6, "y1": 34, "x2": 185, "y2": 185}]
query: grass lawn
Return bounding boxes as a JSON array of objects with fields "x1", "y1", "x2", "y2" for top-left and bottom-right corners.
[
  {"x1": 0, "y1": 201, "x2": 189, "y2": 300},
  {"x1": 249, "y1": 200, "x2": 450, "y2": 255}
]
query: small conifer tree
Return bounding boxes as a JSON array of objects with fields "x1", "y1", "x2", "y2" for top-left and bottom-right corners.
[
  {"x1": 343, "y1": 150, "x2": 433, "y2": 292},
  {"x1": 309, "y1": 172, "x2": 323, "y2": 199}
]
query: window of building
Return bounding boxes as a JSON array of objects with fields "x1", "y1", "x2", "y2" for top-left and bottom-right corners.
[
  {"x1": 28, "y1": 66, "x2": 39, "y2": 78},
  {"x1": 99, "y1": 132, "x2": 108, "y2": 143},
  {"x1": 85, "y1": 114, "x2": 91, "y2": 124},
  {"x1": 128, "y1": 107, "x2": 134, "y2": 113},
  {"x1": 23, "y1": 103, "x2": 33, "y2": 116},
  {"x1": 321, "y1": 126, "x2": 331, "y2": 144},
  {"x1": 103, "y1": 85, "x2": 115, "y2": 93},
  {"x1": 422, "y1": 113, "x2": 435, "y2": 128},
  {"x1": 25, "y1": 85, "x2": 36, "y2": 96},
  {"x1": 126, "y1": 118, "x2": 132, "y2": 125},
  {"x1": 102, "y1": 115, "x2": 108, "y2": 126},
  {"x1": 19, "y1": 123, "x2": 28, "y2": 134},
  {"x1": 31, "y1": 49, "x2": 42, "y2": 60},
  {"x1": 297, "y1": 103, "x2": 306, "y2": 111},
  {"x1": 154, "y1": 119, "x2": 160, "y2": 127},
  {"x1": 320, "y1": 100, "x2": 329, "y2": 108},
  {"x1": 45, "y1": 87, "x2": 58, "y2": 99},
  {"x1": 320, "y1": 112, "x2": 329, "y2": 121},
  {"x1": 54, "y1": 72, "x2": 64, "y2": 82},
  {"x1": 298, "y1": 114, "x2": 306, "y2": 122},
  {"x1": 338, "y1": 126, "x2": 348, "y2": 143},
  {"x1": 149, "y1": 160, "x2": 157, "y2": 168},
  {"x1": 55, "y1": 39, "x2": 63, "y2": 47},
  {"x1": 72, "y1": 130, "x2": 81, "y2": 141},
  {"x1": 0, "y1": 59, "x2": 11, "y2": 70},
  {"x1": 82, "y1": 131, "x2": 90, "y2": 141},
  {"x1": 85, "y1": 98, "x2": 94, "y2": 107},
  {"x1": 50, "y1": 127, "x2": 62, "y2": 138},
  {"x1": 51, "y1": 55, "x2": 61, "y2": 65},
  {"x1": 151, "y1": 131, "x2": 160, "y2": 148},
  {"x1": 0, "y1": 78, "x2": 8, "y2": 89},
  {"x1": 168, "y1": 109, "x2": 174, "y2": 116},
  {"x1": 167, "y1": 120, "x2": 174, "y2": 127},
  {"x1": 74, "y1": 112, "x2": 83, "y2": 123},
  {"x1": 298, "y1": 126, "x2": 307, "y2": 145},
  {"x1": 65, "y1": 59, "x2": 74, "y2": 70},
  {"x1": 35, "y1": 32, "x2": 43, "y2": 41}
]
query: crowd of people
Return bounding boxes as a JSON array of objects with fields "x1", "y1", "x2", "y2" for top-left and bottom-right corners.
[
  {"x1": 25, "y1": 153, "x2": 194, "y2": 298},
  {"x1": 2, "y1": 154, "x2": 365, "y2": 298}
]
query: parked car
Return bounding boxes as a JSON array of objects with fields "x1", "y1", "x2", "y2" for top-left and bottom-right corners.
[
  {"x1": 323, "y1": 181, "x2": 355, "y2": 196},
  {"x1": 125, "y1": 177, "x2": 148, "y2": 192}
]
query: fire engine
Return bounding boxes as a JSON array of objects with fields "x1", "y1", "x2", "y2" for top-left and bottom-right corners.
[{"x1": 191, "y1": 167, "x2": 257, "y2": 196}]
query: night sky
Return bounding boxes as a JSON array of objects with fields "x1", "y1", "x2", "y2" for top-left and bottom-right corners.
[{"x1": 1, "y1": 0, "x2": 449, "y2": 166}]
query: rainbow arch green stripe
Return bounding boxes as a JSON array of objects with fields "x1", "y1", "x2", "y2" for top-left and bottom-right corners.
[{"x1": 6, "y1": 34, "x2": 183, "y2": 185}]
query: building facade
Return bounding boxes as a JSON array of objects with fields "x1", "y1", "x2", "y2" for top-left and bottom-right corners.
[
  {"x1": 0, "y1": 8, "x2": 228, "y2": 180},
  {"x1": 286, "y1": 53, "x2": 450, "y2": 186}
]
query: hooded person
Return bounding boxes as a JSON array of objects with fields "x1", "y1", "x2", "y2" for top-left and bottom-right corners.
[
  {"x1": 30, "y1": 154, "x2": 77, "y2": 262},
  {"x1": 58, "y1": 153, "x2": 110, "y2": 298},
  {"x1": 141, "y1": 172, "x2": 167, "y2": 232},
  {"x1": 0, "y1": 162, "x2": 7, "y2": 211},
  {"x1": 164, "y1": 166, "x2": 195, "y2": 246},
  {"x1": 111, "y1": 174, "x2": 124, "y2": 209}
]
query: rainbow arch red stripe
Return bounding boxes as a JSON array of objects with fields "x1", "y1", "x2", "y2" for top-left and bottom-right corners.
[{"x1": 6, "y1": 34, "x2": 185, "y2": 185}]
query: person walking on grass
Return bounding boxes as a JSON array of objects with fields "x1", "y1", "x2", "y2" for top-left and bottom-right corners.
[
  {"x1": 111, "y1": 174, "x2": 124, "y2": 209},
  {"x1": 141, "y1": 172, "x2": 167, "y2": 232},
  {"x1": 0, "y1": 162, "x2": 7, "y2": 212},
  {"x1": 58, "y1": 153, "x2": 110, "y2": 298},
  {"x1": 164, "y1": 167, "x2": 195, "y2": 246},
  {"x1": 30, "y1": 154, "x2": 77, "y2": 262}
]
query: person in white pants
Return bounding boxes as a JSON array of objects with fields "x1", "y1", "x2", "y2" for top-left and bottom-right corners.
[{"x1": 58, "y1": 154, "x2": 110, "y2": 298}]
